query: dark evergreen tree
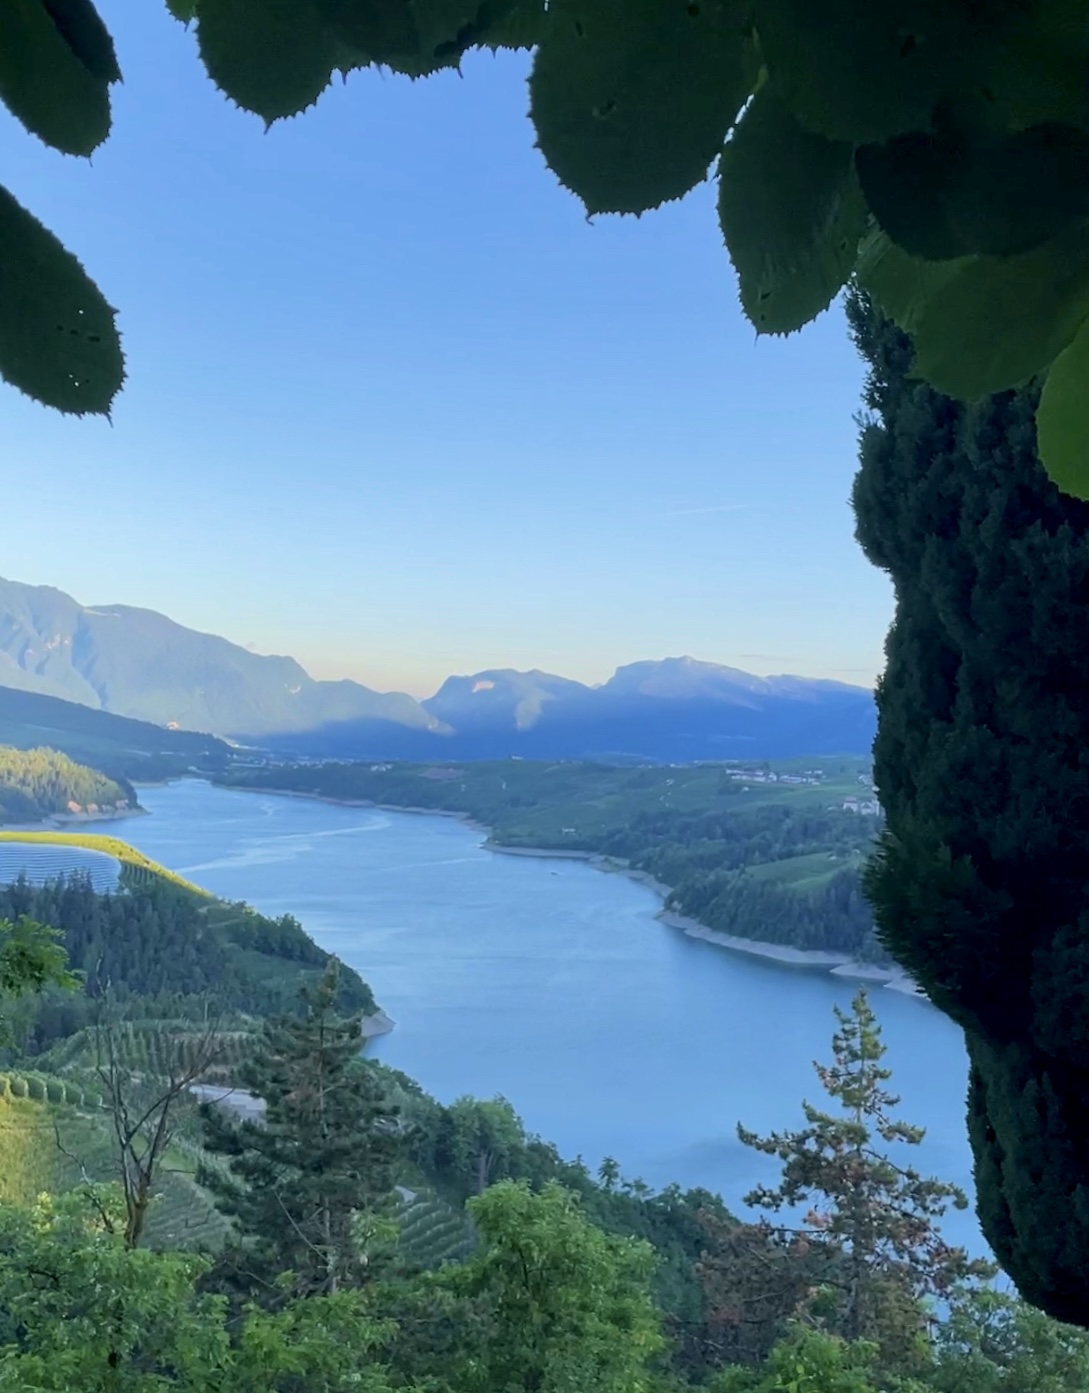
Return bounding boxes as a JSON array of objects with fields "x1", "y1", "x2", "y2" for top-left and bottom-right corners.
[
  {"x1": 848, "y1": 287, "x2": 1089, "y2": 1326},
  {"x1": 198, "y1": 961, "x2": 400, "y2": 1302}
]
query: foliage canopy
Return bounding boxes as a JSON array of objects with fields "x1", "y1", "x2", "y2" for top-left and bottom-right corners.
[{"x1": 5, "y1": 0, "x2": 1089, "y2": 493}]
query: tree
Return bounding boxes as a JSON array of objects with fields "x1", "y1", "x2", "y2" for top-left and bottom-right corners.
[
  {"x1": 0, "y1": 1187, "x2": 407, "y2": 1392},
  {"x1": 199, "y1": 959, "x2": 401, "y2": 1302},
  {"x1": 736, "y1": 990, "x2": 990, "y2": 1366},
  {"x1": 924, "y1": 1288, "x2": 1089, "y2": 1393},
  {"x1": 438, "y1": 1178, "x2": 666, "y2": 1393},
  {"x1": 433, "y1": 1094, "x2": 526, "y2": 1199},
  {"x1": 0, "y1": 914, "x2": 76, "y2": 1041},
  {"x1": 7, "y1": 1, "x2": 1089, "y2": 493},
  {"x1": 91, "y1": 1005, "x2": 226, "y2": 1249},
  {"x1": 848, "y1": 286, "x2": 1089, "y2": 1327},
  {"x1": 706, "y1": 1326, "x2": 886, "y2": 1393}
]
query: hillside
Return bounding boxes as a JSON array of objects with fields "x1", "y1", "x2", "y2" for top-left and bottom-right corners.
[
  {"x1": 0, "y1": 579, "x2": 875, "y2": 760},
  {"x1": 0, "y1": 577, "x2": 441, "y2": 743},
  {"x1": 0, "y1": 684, "x2": 232, "y2": 782},
  {"x1": 221, "y1": 756, "x2": 885, "y2": 960},
  {"x1": 0, "y1": 747, "x2": 136, "y2": 827},
  {"x1": 0, "y1": 844, "x2": 377, "y2": 1049}
]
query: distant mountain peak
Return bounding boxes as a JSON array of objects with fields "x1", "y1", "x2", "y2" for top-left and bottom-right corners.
[{"x1": 0, "y1": 576, "x2": 875, "y2": 761}]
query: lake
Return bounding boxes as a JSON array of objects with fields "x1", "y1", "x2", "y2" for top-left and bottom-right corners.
[{"x1": 126, "y1": 779, "x2": 982, "y2": 1252}]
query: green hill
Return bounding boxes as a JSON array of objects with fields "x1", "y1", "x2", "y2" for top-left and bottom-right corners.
[
  {"x1": 0, "y1": 684, "x2": 232, "y2": 782},
  {"x1": 0, "y1": 747, "x2": 136, "y2": 826}
]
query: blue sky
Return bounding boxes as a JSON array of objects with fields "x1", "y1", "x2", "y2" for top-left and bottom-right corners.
[{"x1": 1, "y1": 3, "x2": 893, "y2": 698}]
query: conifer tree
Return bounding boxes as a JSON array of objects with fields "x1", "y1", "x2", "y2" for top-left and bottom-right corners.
[
  {"x1": 736, "y1": 990, "x2": 990, "y2": 1365},
  {"x1": 199, "y1": 960, "x2": 400, "y2": 1302},
  {"x1": 848, "y1": 286, "x2": 1089, "y2": 1325}
]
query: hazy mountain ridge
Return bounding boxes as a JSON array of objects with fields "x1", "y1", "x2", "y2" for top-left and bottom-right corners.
[
  {"x1": 0, "y1": 579, "x2": 441, "y2": 740},
  {"x1": 0, "y1": 579, "x2": 876, "y2": 761}
]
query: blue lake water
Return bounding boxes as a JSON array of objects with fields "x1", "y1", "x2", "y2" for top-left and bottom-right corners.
[{"x1": 126, "y1": 779, "x2": 982, "y2": 1253}]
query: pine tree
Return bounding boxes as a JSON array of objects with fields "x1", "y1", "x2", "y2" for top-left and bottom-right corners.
[
  {"x1": 199, "y1": 960, "x2": 400, "y2": 1302},
  {"x1": 736, "y1": 990, "x2": 991, "y2": 1366},
  {"x1": 848, "y1": 286, "x2": 1089, "y2": 1327}
]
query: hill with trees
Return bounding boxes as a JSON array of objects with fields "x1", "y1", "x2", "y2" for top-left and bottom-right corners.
[
  {"x1": 221, "y1": 756, "x2": 886, "y2": 960},
  {"x1": 0, "y1": 685, "x2": 232, "y2": 783},
  {"x1": 0, "y1": 746, "x2": 135, "y2": 826}
]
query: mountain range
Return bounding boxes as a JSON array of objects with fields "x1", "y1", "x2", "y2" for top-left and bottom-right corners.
[{"x1": 0, "y1": 578, "x2": 876, "y2": 762}]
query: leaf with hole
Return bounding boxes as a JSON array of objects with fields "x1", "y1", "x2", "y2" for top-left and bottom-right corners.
[
  {"x1": 530, "y1": 0, "x2": 757, "y2": 215},
  {"x1": 1037, "y1": 320, "x2": 1089, "y2": 500},
  {"x1": 718, "y1": 87, "x2": 869, "y2": 335},
  {"x1": 0, "y1": 0, "x2": 112, "y2": 155},
  {"x1": 0, "y1": 183, "x2": 123, "y2": 415},
  {"x1": 197, "y1": 0, "x2": 339, "y2": 123}
]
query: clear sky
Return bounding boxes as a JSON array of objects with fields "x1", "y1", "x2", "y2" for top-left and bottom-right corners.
[{"x1": 1, "y1": 3, "x2": 893, "y2": 698}]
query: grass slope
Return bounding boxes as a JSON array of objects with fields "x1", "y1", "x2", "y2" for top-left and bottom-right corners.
[{"x1": 0, "y1": 830, "x2": 210, "y2": 896}]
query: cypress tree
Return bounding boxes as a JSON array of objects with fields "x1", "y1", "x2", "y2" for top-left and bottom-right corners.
[
  {"x1": 199, "y1": 960, "x2": 400, "y2": 1301},
  {"x1": 848, "y1": 288, "x2": 1089, "y2": 1325}
]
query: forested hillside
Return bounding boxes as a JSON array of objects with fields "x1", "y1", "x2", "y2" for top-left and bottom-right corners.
[
  {"x1": 222, "y1": 757, "x2": 884, "y2": 959},
  {"x1": 0, "y1": 875, "x2": 374, "y2": 1052},
  {"x1": 0, "y1": 747, "x2": 135, "y2": 826},
  {"x1": 0, "y1": 685, "x2": 232, "y2": 782}
]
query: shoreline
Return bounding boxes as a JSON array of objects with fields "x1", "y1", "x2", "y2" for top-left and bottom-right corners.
[
  {"x1": 223, "y1": 782, "x2": 927, "y2": 1002},
  {"x1": 0, "y1": 805, "x2": 150, "y2": 834}
]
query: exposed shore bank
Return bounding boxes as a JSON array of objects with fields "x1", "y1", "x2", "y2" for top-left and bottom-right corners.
[
  {"x1": 224, "y1": 783, "x2": 926, "y2": 1002},
  {"x1": 0, "y1": 805, "x2": 150, "y2": 834}
]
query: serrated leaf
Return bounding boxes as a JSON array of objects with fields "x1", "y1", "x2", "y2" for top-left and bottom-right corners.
[
  {"x1": 41, "y1": 0, "x2": 120, "y2": 83},
  {"x1": 165, "y1": 0, "x2": 198, "y2": 19},
  {"x1": 1037, "y1": 319, "x2": 1089, "y2": 499},
  {"x1": 315, "y1": 0, "x2": 419, "y2": 59},
  {"x1": 372, "y1": 0, "x2": 521, "y2": 77},
  {"x1": 856, "y1": 123, "x2": 1089, "y2": 262},
  {"x1": 196, "y1": 0, "x2": 338, "y2": 123},
  {"x1": 0, "y1": 183, "x2": 123, "y2": 415},
  {"x1": 966, "y1": 0, "x2": 1089, "y2": 133},
  {"x1": 718, "y1": 87, "x2": 869, "y2": 335},
  {"x1": 908, "y1": 227, "x2": 1089, "y2": 400},
  {"x1": 754, "y1": 0, "x2": 1017, "y2": 144},
  {"x1": 0, "y1": 0, "x2": 111, "y2": 155},
  {"x1": 855, "y1": 230, "x2": 968, "y2": 336},
  {"x1": 479, "y1": 0, "x2": 543, "y2": 50},
  {"x1": 530, "y1": 0, "x2": 757, "y2": 216}
]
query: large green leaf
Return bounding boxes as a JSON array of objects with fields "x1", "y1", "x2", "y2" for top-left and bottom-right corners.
[
  {"x1": 1037, "y1": 322, "x2": 1089, "y2": 500},
  {"x1": 0, "y1": 184, "x2": 123, "y2": 415},
  {"x1": 965, "y1": 0, "x2": 1089, "y2": 134},
  {"x1": 479, "y1": 0, "x2": 544, "y2": 51},
  {"x1": 196, "y1": 0, "x2": 339, "y2": 123},
  {"x1": 908, "y1": 228, "x2": 1089, "y2": 400},
  {"x1": 718, "y1": 87, "x2": 869, "y2": 335},
  {"x1": 855, "y1": 230, "x2": 969, "y2": 336},
  {"x1": 41, "y1": 0, "x2": 120, "y2": 83},
  {"x1": 315, "y1": 0, "x2": 419, "y2": 59},
  {"x1": 1037, "y1": 321, "x2": 1089, "y2": 500},
  {"x1": 754, "y1": 0, "x2": 1017, "y2": 144},
  {"x1": 165, "y1": 0, "x2": 198, "y2": 19},
  {"x1": 529, "y1": 0, "x2": 757, "y2": 216},
  {"x1": 0, "y1": 0, "x2": 112, "y2": 155},
  {"x1": 856, "y1": 123, "x2": 1089, "y2": 262}
]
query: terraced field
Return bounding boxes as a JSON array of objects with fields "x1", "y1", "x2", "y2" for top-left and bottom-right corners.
[{"x1": 0, "y1": 1083, "x2": 228, "y2": 1251}]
